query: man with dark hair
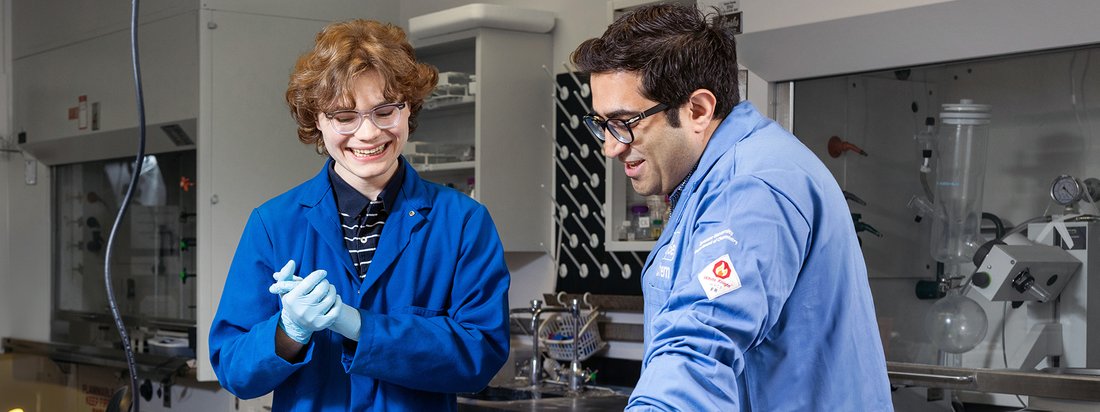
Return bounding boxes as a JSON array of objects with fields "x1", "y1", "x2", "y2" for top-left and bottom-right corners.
[{"x1": 573, "y1": 4, "x2": 892, "y2": 410}]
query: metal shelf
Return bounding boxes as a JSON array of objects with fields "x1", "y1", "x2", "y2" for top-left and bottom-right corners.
[
  {"x1": 887, "y1": 361, "x2": 1100, "y2": 402},
  {"x1": 412, "y1": 160, "x2": 476, "y2": 173},
  {"x1": 604, "y1": 240, "x2": 656, "y2": 252},
  {"x1": 3, "y1": 337, "x2": 192, "y2": 380}
]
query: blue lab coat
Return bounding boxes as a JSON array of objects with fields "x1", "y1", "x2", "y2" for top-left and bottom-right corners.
[
  {"x1": 209, "y1": 159, "x2": 510, "y2": 411},
  {"x1": 627, "y1": 103, "x2": 892, "y2": 411}
]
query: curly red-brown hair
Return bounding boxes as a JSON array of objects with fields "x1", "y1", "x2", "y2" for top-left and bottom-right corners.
[{"x1": 286, "y1": 19, "x2": 438, "y2": 152}]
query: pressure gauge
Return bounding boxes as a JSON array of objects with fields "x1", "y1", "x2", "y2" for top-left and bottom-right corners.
[{"x1": 1050, "y1": 175, "x2": 1083, "y2": 206}]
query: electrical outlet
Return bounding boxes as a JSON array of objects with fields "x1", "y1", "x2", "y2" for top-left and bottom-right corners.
[{"x1": 25, "y1": 159, "x2": 37, "y2": 185}]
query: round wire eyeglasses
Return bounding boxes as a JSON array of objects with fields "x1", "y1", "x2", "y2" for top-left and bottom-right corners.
[{"x1": 323, "y1": 102, "x2": 407, "y2": 134}]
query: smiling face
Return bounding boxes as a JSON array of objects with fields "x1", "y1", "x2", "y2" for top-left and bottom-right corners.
[
  {"x1": 591, "y1": 71, "x2": 701, "y2": 196},
  {"x1": 319, "y1": 71, "x2": 409, "y2": 199}
]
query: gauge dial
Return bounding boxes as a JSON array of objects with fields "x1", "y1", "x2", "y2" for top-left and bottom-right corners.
[{"x1": 1050, "y1": 175, "x2": 1082, "y2": 206}]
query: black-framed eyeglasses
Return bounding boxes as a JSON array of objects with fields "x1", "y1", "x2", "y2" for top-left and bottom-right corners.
[
  {"x1": 582, "y1": 103, "x2": 669, "y2": 144},
  {"x1": 323, "y1": 102, "x2": 407, "y2": 134}
]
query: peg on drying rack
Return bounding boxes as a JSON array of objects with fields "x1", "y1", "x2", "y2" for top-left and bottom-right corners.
[
  {"x1": 554, "y1": 99, "x2": 581, "y2": 129},
  {"x1": 569, "y1": 213, "x2": 600, "y2": 249},
  {"x1": 552, "y1": 156, "x2": 580, "y2": 189},
  {"x1": 606, "y1": 252, "x2": 631, "y2": 279},
  {"x1": 559, "y1": 184, "x2": 590, "y2": 219},
  {"x1": 541, "y1": 124, "x2": 581, "y2": 159},
  {"x1": 559, "y1": 245, "x2": 588, "y2": 278},
  {"x1": 542, "y1": 65, "x2": 570, "y2": 100},
  {"x1": 579, "y1": 181, "x2": 603, "y2": 212},
  {"x1": 571, "y1": 90, "x2": 592, "y2": 114},
  {"x1": 568, "y1": 151, "x2": 597, "y2": 177},
  {"x1": 559, "y1": 123, "x2": 590, "y2": 158},
  {"x1": 562, "y1": 62, "x2": 591, "y2": 98}
]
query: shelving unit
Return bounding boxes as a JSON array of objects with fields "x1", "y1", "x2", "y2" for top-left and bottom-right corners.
[
  {"x1": 412, "y1": 27, "x2": 552, "y2": 252},
  {"x1": 604, "y1": 156, "x2": 660, "y2": 252},
  {"x1": 412, "y1": 160, "x2": 476, "y2": 173}
]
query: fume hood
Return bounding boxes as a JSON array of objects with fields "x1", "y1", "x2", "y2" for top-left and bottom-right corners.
[{"x1": 735, "y1": 0, "x2": 1100, "y2": 408}]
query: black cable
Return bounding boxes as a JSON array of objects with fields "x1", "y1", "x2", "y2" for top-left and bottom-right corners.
[
  {"x1": 105, "y1": 0, "x2": 146, "y2": 410},
  {"x1": 981, "y1": 212, "x2": 1006, "y2": 239}
]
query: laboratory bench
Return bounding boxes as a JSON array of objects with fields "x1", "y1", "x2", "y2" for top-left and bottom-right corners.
[{"x1": 458, "y1": 393, "x2": 629, "y2": 412}]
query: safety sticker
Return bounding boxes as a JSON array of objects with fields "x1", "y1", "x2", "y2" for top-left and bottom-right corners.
[{"x1": 697, "y1": 254, "x2": 741, "y2": 300}]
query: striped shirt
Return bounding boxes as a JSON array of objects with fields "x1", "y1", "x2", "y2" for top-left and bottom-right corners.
[{"x1": 328, "y1": 161, "x2": 405, "y2": 279}]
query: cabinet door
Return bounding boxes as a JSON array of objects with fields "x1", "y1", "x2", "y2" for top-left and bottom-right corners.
[
  {"x1": 413, "y1": 29, "x2": 551, "y2": 253},
  {"x1": 196, "y1": 10, "x2": 330, "y2": 382}
]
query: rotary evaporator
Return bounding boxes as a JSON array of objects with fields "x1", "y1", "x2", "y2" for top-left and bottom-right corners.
[{"x1": 910, "y1": 99, "x2": 1100, "y2": 409}]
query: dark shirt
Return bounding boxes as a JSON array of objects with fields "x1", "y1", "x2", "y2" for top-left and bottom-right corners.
[
  {"x1": 668, "y1": 161, "x2": 699, "y2": 218},
  {"x1": 328, "y1": 159, "x2": 405, "y2": 278}
]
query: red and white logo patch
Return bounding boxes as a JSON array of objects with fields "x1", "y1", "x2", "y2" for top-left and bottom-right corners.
[
  {"x1": 713, "y1": 260, "x2": 731, "y2": 279},
  {"x1": 697, "y1": 254, "x2": 740, "y2": 300}
]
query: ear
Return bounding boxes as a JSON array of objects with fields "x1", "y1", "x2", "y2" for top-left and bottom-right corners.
[{"x1": 685, "y1": 89, "x2": 717, "y2": 134}]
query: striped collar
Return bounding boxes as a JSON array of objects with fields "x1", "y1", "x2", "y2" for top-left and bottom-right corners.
[{"x1": 327, "y1": 158, "x2": 406, "y2": 216}]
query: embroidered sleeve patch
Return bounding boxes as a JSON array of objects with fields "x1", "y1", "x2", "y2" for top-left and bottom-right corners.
[{"x1": 697, "y1": 254, "x2": 741, "y2": 300}]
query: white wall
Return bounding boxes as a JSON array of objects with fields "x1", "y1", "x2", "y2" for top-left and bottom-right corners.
[
  {"x1": 0, "y1": 0, "x2": 10, "y2": 342},
  {"x1": 0, "y1": 0, "x2": 52, "y2": 343}
]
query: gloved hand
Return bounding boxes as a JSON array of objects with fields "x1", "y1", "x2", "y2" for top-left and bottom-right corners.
[
  {"x1": 329, "y1": 301, "x2": 361, "y2": 342},
  {"x1": 269, "y1": 259, "x2": 303, "y2": 295},
  {"x1": 271, "y1": 260, "x2": 340, "y2": 344},
  {"x1": 270, "y1": 260, "x2": 361, "y2": 341}
]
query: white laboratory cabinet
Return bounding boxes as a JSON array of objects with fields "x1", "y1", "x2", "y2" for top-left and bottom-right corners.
[{"x1": 411, "y1": 27, "x2": 553, "y2": 253}]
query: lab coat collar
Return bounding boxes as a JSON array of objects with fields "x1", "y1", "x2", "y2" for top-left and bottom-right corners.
[
  {"x1": 357, "y1": 159, "x2": 430, "y2": 296},
  {"x1": 645, "y1": 101, "x2": 767, "y2": 272},
  {"x1": 683, "y1": 101, "x2": 766, "y2": 203},
  {"x1": 298, "y1": 158, "x2": 432, "y2": 296}
]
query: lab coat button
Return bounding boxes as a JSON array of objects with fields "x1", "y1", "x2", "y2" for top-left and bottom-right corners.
[{"x1": 408, "y1": 211, "x2": 415, "y2": 216}]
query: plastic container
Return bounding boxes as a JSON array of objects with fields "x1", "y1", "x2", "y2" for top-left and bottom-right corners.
[
  {"x1": 630, "y1": 205, "x2": 651, "y2": 240},
  {"x1": 646, "y1": 195, "x2": 665, "y2": 219},
  {"x1": 930, "y1": 99, "x2": 992, "y2": 264},
  {"x1": 650, "y1": 219, "x2": 664, "y2": 240},
  {"x1": 618, "y1": 220, "x2": 633, "y2": 241}
]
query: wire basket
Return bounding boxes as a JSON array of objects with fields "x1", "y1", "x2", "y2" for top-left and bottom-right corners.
[{"x1": 537, "y1": 308, "x2": 606, "y2": 361}]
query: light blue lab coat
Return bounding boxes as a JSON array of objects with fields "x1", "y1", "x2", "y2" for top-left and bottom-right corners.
[
  {"x1": 209, "y1": 159, "x2": 510, "y2": 411},
  {"x1": 627, "y1": 102, "x2": 893, "y2": 411}
]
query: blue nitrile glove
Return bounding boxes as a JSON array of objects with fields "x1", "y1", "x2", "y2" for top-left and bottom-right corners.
[
  {"x1": 270, "y1": 261, "x2": 360, "y2": 342},
  {"x1": 329, "y1": 298, "x2": 361, "y2": 342},
  {"x1": 273, "y1": 261, "x2": 340, "y2": 344},
  {"x1": 270, "y1": 259, "x2": 302, "y2": 294},
  {"x1": 269, "y1": 261, "x2": 360, "y2": 341}
]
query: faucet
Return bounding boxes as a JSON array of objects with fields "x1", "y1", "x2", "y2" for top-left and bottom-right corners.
[
  {"x1": 524, "y1": 299, "x2": 570, "y2": 386},
  {"x1": 565, "y1": 298, "x2": 585, "y2": 392},
  {"x1": 518, "y1": 298, "x2": 594, "y2": 393}
]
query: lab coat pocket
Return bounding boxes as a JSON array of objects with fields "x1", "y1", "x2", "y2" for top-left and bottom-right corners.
[
  {"x1": 642, "y1": 276, "x2": 672, "y2": 348},
  {"x1": 400, "y1": 305, "x2": 445, "y2": 317},
  {"x1": 644, "y1": 285, "x2": 671, "y2": 314},
  {"x1": 644, "y1": 264, "x2": 674, "y2": 313}
]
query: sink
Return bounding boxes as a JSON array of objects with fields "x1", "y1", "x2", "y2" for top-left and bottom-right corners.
[{"x1": 459, "y1": 386, "x2": 565, "y2": 401}]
